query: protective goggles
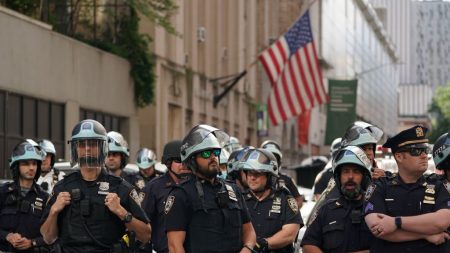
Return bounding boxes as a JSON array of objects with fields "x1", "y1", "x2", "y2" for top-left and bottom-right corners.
[
  {"x1": 398, "y1": 147, "x2": 430, "y2": 157},
  {"x1": 199, "y1": 149, "x2": 221, "y2": 159}
]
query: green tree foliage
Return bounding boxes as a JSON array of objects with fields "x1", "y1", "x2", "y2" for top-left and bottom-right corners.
[
  {"x1": 2, "y1": 0, "x2": 179, "y2": 107},
  {"x1": 429, "y1": 84, "x2": 450, "y2": 142}
]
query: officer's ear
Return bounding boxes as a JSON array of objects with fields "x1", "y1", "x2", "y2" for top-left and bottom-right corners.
[{"x1": 393, "y1": 152, "x2": 403, "y2": 162}]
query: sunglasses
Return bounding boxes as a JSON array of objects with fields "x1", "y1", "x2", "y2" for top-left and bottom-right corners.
[
  {"x1": 399, "y1": 147, "x2": 430, "y2": 157},
  {"x1": 199, "y1": 149, "x2": 221, "y2": 159}
]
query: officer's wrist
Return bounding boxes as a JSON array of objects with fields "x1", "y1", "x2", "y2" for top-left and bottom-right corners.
[{"x1": 242, "y1": 244, "x2": 253, "y2": 253}]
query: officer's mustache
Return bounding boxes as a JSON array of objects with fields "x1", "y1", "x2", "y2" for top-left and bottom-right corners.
[{"x1": 79, "y1": 156, "x2": 101, "y2": 167}]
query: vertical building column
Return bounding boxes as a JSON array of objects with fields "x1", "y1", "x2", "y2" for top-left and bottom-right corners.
[{"x1": 64, "y1": 100, "x2": 80, "y2": 160}]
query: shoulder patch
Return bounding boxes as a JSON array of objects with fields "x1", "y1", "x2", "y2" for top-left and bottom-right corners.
[
  {"x1": 445, "y1": 182, "x2": 450, "y2": 194},
  {"x1": 129, "y1": 189, "x2": 141, "y2": 206},
  {"x1": 136, "y1": 179, "x2": 145, "y2": 190},
  {"x1": 287, "y1": 197, "x2": 299, "y2": 213},
  {"x1": 365, "y1": 184, "x2": 376, "y2": 201},
  {"x1": 164, "y1": 195, "x2": 175, "y2": 214}
]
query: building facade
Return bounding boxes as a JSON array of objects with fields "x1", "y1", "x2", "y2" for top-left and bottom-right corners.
[
  {"x1": 0, "y1": 6, "x2": 139, "y2": 178},
  {"x1": 138, "y1": 0, "x2": 260, "y2": 156}
]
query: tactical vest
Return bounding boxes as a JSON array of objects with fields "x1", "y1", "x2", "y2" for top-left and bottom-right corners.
[
  {"x1": 58, "y1": 172, "x2": 125, "y2": 249},
  {"x1": 183, "y1": 178, "x2": 242, "y2": 253},
  {"x1": 320, "y1": 198, "x2": 370, "y2": 253}
]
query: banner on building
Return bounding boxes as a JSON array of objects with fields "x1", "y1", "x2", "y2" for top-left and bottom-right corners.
[
  {"x1": 325, "y1": 79, "x2": 358, "y2": 145},
  {"x1": 297, "y1": 110, "x2": 311, "y2": 145},
  {"x1": 257, "y1": 104, "x2": 269, "y2": 137}
]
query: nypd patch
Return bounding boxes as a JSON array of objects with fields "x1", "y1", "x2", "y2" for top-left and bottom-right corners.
[
  {"x1": 129, "y1": 189, "x2": 141, "y2": 206},
  {"x1": 287, "y1": 197, "x2": 298, "y2": 213},
  {"x1": 365, "y1": 184, "x2": 376, "y2": 201},
  {"x1": 164, "y1": 195, "x2": 175, "y2": 214},
  {"x1": 136, "y1": 180, "x2": 145, "y2": 190},
  {"x1": 445, "y1": 182, "x2": 450, "y2": 194}
]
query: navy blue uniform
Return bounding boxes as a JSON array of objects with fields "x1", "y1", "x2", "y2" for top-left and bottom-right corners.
[
  {"x1": 277, "y1": 174, "x2": 301, "y2": 199},
  {"x1": 41, "y1": 169, "x2": 149, "y2": 253},
  {"x1": 301, "y1": 195, "x2": 373, "y2": 253},
  {"x1": 165, "y1": 176, "x2": 251, "y2": 253},
  {"x1": 121, "y1": 171, "x2": 146, "y2": 191},
  {"x1": 142, "y1": 173, "x2": 177, "y2": 253},
  {"x1": 364, "y1": 174, "x2": 450, "y2": 253},
  {"x1": 0, "y1": 182, "x2": 49, "y2": 252},
  {"x1": 244, "y1": 189, "x2": 302, "y2": 253}
]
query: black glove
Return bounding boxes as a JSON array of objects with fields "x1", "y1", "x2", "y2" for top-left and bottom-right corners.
[{"x1": 254, "y1": 238, "x2": 269, "y2": 253}]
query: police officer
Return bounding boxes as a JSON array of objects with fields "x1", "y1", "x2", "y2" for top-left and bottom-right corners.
[
  {"x1": 136, "y1": 148, "x2": 158, "y2": 183},
  {"x1": 341, "y1": 121, "x2": 385, "y2": 180},
  {"x1": 165, "y1": 124, "x2": 256, "y2": 253},
  {"x1": 242, "y1": 148, "x2": 302, "y2": 253},
  {"x1": 40, "y1": 119, "x2": 151, "y2": 252},
  {"x1": 261, "y1": 140, "x2": 304, "y2": 209},
  {"x1": 312, "y1": 137, "x2": 341, "y2": 201},
  {"x1": 142, "y1": 140, "x2": 191, "y2": 253},
  {"x1": 106, "y1": 131, "x2": 146, "y2": 191},
  {"x1": 302, "y1": 146, "x2": 373, "y2": 253},
  {"x1": 364, "y1": 125, "x2": 450, "y2": 253},
  {"x1": 0, "y1": 140, "x2": 50, "y2": 252},
  {"x1": 319, "y1": 121, "x2": 385, "y2": 203},
  {"x1": 227, "y1": 147, "x2": 253, "y2": 191},
  {"x1": 432, "y1": 132, "x2": 450, "y2": 183},
  {"x1": 37, "y1": 139, "x2": 65, "y2": 195}
]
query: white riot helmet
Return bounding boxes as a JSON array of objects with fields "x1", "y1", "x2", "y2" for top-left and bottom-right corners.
[
  {"x1": 107, "y1": 131, "x2": 129, "y2": 168},
  {"x1": 341, "y1": 121, "x2": 383, "y2": 150}
]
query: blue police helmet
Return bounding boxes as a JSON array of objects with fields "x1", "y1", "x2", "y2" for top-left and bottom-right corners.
[{"x1": 9, "y1": 140, "x2": 44, "y2": 181}]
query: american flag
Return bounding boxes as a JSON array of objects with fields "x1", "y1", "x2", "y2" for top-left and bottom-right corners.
[{"x1": 259, "y1": 11, "x2": 328, "y2": 126}]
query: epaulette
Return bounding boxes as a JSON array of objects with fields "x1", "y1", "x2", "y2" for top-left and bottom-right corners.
[
  {"x1": 325, "y1": 197, "x2": 343, "y2": 210},
  {"x1": 275, "y1": 184, "x2": 292, "y2": 196},
  {"x1": 425, "y1": 173, "x2": 443, "y2": 183}
]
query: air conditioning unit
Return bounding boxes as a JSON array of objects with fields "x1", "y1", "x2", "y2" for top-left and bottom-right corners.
[{"x1": 197, "y1": 27, "x2": 206, "y2": 42}]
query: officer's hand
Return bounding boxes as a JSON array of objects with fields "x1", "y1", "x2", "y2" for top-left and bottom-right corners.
[
  {"x1": 371, "y1": 167, "x2": 386, "y2": 180},
  {"x1": 371, "y1": 214, "x2": 396, "y2": 236},
  {"x1": 6, "y1": 233, "x2": 22, "y2": 245},
  {"x1": 14, "y1": 237, "x2": 32, "y2": 250},
  {"x1": 254, "y1": 238, "x2": 269, "y2": 253},
  {"x1": 104, "y1": 193, "x2": 122, "y2": 215},
  {"x1": 425, "y1": 232, "x2": 450, "y2": 245},
  {"x1": 51, "y1": 192, "x2": 71, "y2": 215}
]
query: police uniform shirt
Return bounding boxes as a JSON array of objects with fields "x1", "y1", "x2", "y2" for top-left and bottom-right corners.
[
  {"x1": 313, "y1": 167, "x2": 334, "y2": 196},
  {"x1": 142, "y1": 172, "x2": 177, "y2": 253},
  {"x1": 42, "y1": 169, "x2": 149, "y2": 253},
  {"x1": 301, "y1": 195, "x2": 372, "y2": 253},
  {"x1": 364, "y1": 175, "x2": 450, "y2": 253},
  {"x1": 278, "y1": 174, "x2": 301, "y2": 199},
  {"x1": 37, "y1": 169, "x2": 65, "y2": 195},
  {"x1": 121, "y1": 171, "x2": 146, "y2": 191},
  {"x1": 244, "y1": 189, "x2": 302, "y2": 251},
  {"x1": 0, "y1": 182, "x2": 49, "y2": 252},
  {"x1": 164, "y1": 176, "x2": 251, "y2": 253}
]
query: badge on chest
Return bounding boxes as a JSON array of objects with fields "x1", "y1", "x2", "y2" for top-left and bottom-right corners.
[
  {"x1": 98, "y1": 182, "x2": 110, "y2": 195},
  {"x1": 270, "y1": 197, "x2": 282, "y2": 214}
]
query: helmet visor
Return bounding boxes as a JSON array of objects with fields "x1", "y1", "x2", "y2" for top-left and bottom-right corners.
[
  {"x1": 240, "y1": 149, "x2": 276, "y2": 173},
  {"x1": 183, "y1": 125, "x2": 230, "y2": 151},
  {"x1": 341, "y1": 122, "x2": 383, "y2": 147},
  {"x1": 333, "y1": 146, "x2": 372, "y2": 171},
  {"x1": 71, "y1": 139, "x2": 105, "y2": 168}
]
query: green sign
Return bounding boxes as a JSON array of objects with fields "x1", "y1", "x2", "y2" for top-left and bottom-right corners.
[{"x1": 325, "y1": 79, "x2": 358, "y2": 144}]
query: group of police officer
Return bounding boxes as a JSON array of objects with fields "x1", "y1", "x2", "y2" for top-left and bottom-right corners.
[
  {"x1": 1, "y1": 118, "x2": 449, "y2": 253},
  {"x1": 302, "y1": 122, "x2": 450, "y2": 253},
  {"x1": 0, "y1": 119, "x2": 306, "y2": 253}
]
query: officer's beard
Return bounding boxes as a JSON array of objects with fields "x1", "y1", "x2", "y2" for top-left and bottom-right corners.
[
  {"x1": 79, "y1": 156, "x2": 101, "y2": 168},
  {"x1": 197, "y1": 163, "x2": 219, "y2": 180},
  {"x1": 340, "y1": 181, "x2": 362, "y2": 200}
]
